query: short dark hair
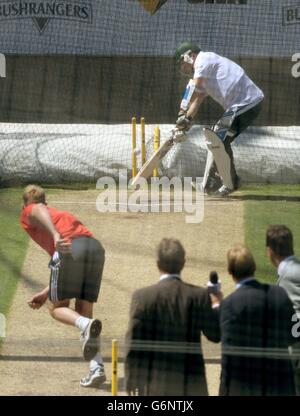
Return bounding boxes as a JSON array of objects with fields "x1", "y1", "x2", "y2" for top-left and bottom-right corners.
[
  {"x1": 157, "y1": 238, "x2": 185, "y2": 274},
  {"x1": 266, "y1": 225, "x2": 294, "y2": 257},
  {"x1": 227, "y1": 244, "x2": 256, "y2": 280}
]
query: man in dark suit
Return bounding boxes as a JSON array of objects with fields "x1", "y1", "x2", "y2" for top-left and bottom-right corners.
[
  {"x1": 266, "y1": 225, "x2": 300, "y2": 395},
  {"x1": 125, "y1": 238, "x2": 221, "y2": 396},
  {"x1": 219, "y1": 244, "x2": 296, "y2": 396}
]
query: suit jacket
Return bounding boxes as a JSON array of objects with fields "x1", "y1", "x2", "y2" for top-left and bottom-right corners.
[
  {"x1": 277, "y1": 256, "x2": 300, "y2": 320},
  {"x1": 125, "y1": 277, "x2": 220, "y2": 396},
  {"x1": 219, "y1": 279, "x2": 296, "y2": 396}
]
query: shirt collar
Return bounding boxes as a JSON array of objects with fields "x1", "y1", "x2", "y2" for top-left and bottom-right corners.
[
  {"x1": 236, "y1": 277, "x2": 256, "y2": 290},
  {"x1": 160, "y1": 274, "x2": 181, "y2": 282},
  {"x1": 278, "y1": 256, "x2": 295, "y2": 277}
]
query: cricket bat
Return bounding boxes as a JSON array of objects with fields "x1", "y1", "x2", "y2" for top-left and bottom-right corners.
[{"x1": 131, "y1": 129, "x2": 186, "y2": 187}]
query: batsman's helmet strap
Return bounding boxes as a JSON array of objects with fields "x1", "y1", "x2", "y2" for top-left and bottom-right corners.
[{"x1": 175, "y1": 42, "x2": 201, "y2": 63}]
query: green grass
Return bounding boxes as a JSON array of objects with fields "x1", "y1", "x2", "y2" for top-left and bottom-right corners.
[
  {"x1": 243, "y1": 184, "x2": 300, "y2": 283},
  {"x1": 0, "y1": 188, "x2": 29, "y2": 335}
]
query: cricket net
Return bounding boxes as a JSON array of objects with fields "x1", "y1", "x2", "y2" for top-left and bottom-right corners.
[
  {"x1": 1, "y1": 123, "x2": 300, "y2": 185},
  {"x1": 0, "y1": 0, "x2": 299, "y2": 185}
]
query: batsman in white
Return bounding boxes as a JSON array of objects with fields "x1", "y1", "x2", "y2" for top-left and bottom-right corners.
[{"x1": 174, "y1": 42, "x2": 264, "y2": 196}]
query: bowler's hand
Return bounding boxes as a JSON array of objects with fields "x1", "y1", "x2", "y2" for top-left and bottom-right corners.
[
  {"x1": 28, "y1": 289, "x2": 49, "y2": 310},
  {"x1": 54, "y1": 233, "x2": 72, "y2": 254}
]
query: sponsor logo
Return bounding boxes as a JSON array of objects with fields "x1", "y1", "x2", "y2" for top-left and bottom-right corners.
[
  {"x1": 187, "y1": 0, "x2": 247, "y2": 4},
  {"x1": 139, "y1": 0, "x2": 247, "y2": 15},
  {"x1": 0, "y1": 1, "x2": 92, "y2": 34},
  {"x1": 283, "y1": 3, "x2": 300, "y2": 26}
]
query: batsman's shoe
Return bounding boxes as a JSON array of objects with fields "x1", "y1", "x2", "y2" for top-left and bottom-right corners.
[
  {"x1": 80, "y1": 365, "x2": 106, "y2": 388},
  {"x1": 205, "y1": 176, "x2": 223, "y2": 195},
  {"x1": 81, "y1": 319, "x2": 102, "y2": 361},
  {"x1": 215, "y1": 185, "x2": 234, "y2": 197},
  {"x1": 191, "y1": 178, "x2": 219, "y2": 195}
]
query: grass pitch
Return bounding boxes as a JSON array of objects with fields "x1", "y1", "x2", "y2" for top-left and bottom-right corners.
[
  {"x1": 0, "y1": 184, "x2": 299, "y2": 395},
  {"x1": 1, "y1": 184, "x2": 300, "y2": 314},
  {"x1": 243, "y1": 184, "x2": 300, "y2": 283},
  {"x1": 0, "y1": 188, "x2": 29, "y2": 317},
  {"x1": 0, "y1": 183, "x2": 300, "y2": 351}
]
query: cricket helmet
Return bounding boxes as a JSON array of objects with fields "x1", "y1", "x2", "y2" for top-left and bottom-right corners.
[{"x1": 175, "y1": 42, "x2": 201, "y2": 63}]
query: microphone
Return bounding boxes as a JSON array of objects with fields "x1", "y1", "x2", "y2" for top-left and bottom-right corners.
[{"x1": 207, "y1": 271, "x2": 221, "y2": 294}]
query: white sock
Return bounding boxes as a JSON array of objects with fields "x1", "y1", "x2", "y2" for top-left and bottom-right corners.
[
  {"x1": 75, "y1": 316, "x2": 90, "y2": 334},
  {"x1": 90, "y1": 352, "x2": 104, "y2": 372}
]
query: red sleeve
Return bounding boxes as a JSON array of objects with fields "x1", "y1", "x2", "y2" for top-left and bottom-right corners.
[{"x1": 20, "y1": 204, "x2": 35, "y2": 229}]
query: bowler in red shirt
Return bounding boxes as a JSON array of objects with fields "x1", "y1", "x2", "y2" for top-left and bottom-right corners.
[{"x1": 20, "y1": 185, "x2": 106, "y2": 388}]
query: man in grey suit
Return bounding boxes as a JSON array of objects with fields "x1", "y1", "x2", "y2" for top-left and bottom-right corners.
[
  {"x1": 125, "y1": 238, "x2": 221, "y2": 396},
  {"x1": 266, "y1": 225, "x2": 300, "y2": 394}
]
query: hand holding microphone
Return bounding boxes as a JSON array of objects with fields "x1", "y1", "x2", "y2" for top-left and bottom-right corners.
[
  {"x1": 207, "y1": 271, "x2": 221, "y2": 294},
  {"x1": 207, "y1": 271, "x2": 223, "y2": 308}
]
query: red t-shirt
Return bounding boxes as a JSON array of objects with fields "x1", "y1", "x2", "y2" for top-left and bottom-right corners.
[{"x1": 20, "y1": 204, "x2": 93, "y2": 256}]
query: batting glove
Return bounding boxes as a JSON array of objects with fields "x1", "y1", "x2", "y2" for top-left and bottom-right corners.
[{"x1": 176, "y1": 114, "x2": 193, "y2": 132}]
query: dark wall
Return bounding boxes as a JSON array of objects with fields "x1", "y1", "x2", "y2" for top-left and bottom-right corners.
[{"x1": 0, "y1": 55, "x2": 298, "y2": 125}]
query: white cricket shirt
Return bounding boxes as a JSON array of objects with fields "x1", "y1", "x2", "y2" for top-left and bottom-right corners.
[{"x1": 194, "y1": 52, "x2": 264, "y2": 110}]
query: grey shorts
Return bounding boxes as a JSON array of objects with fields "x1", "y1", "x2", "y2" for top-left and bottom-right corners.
[{"x1": 49, "y1": 237, "x2": 105, "y2": 303}]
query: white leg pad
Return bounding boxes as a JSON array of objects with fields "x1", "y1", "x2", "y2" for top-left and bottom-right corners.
[
  {"x1": 201, "y1": 149, "x2": 214, "y2": 191},
  {"x1": 203, "y1": 128, "x2": 234, "y2": 190}
]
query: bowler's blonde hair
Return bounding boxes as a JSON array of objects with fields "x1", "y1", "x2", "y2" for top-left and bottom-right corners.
[{"x1": 23, "y1": 185, "x2": 46, "y2": 206}]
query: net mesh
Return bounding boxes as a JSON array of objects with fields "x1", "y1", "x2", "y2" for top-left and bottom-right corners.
[{"x1": 0, "y1": 0, "x2": 299, "y2": 184}]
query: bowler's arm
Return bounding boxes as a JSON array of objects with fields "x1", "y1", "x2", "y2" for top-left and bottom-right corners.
[
  {"x1": 29, "y1": 204, "x2": 59, "y2": 239},
  {"x1": 29, "y1": 204, "x2": 71, "y2": 253}
]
